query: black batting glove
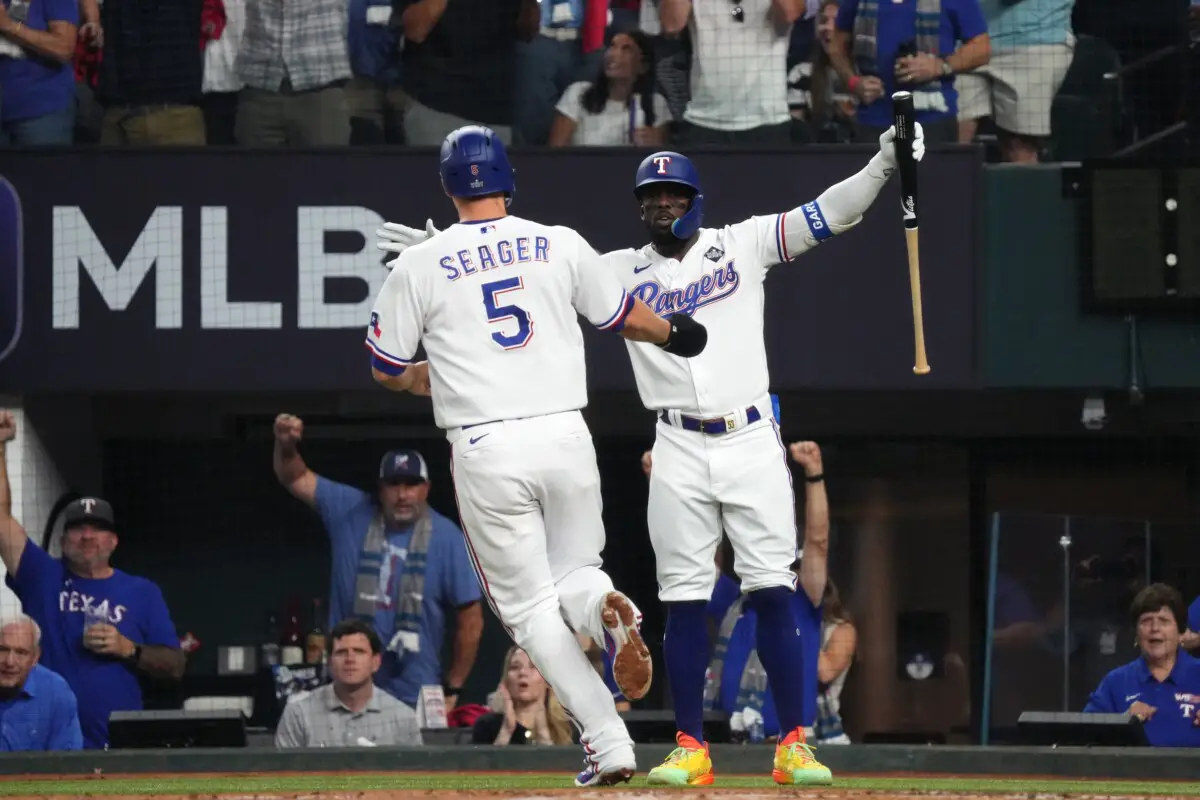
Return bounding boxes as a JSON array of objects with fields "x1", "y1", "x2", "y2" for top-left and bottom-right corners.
[{"x1": 658, "y1": 313, "x2": 708, "y2": 357}]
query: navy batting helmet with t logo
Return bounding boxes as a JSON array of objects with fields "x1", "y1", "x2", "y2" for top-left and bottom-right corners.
[
  {"x1": 633, "y1": 151, "x2": 704, "y2": 240},
  {"x1": 440, "y1": 125, "x2": 515, "y2": 205}
]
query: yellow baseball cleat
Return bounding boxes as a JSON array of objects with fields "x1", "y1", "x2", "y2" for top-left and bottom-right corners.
[
  {"x1": 646, "y1": 732, "x2": 715, "y2": 786},
  {"x1": 772, "y1": 727, "x2": 833, "y2": 786}
]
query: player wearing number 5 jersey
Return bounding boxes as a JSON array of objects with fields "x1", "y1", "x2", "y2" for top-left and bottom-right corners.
[
  {"x1": 375, "y1": 124, "x2": 925, "y2": 787},
  {"x1": 366, "y1": 125, "x2": 708, "y2": 787}
]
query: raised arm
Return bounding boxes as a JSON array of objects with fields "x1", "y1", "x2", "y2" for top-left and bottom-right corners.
[
  {"x1": 273, "y1": 414, "x2": 318, "y2": 508},
  {"x1": 771, "y1": 124, "x2": 926, "y2": 264},
  {"x1": 0, "y1": 412, "x2": 29, "y2": 576},
  {"x1": 790, "y1": 441, "x2": 828, "y2": 607}
]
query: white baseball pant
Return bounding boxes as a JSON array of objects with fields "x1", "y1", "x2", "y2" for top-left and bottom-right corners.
[
  {"x1": 449, "y1": 410, "x2": 634, "y2": 767},
  {"x1": 647, "y1": 407, "x2": 799, "y2": 603}
]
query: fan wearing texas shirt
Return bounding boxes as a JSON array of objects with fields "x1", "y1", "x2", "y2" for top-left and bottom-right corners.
[{"x1": 0, "y1": 414, "x2": 183, "y2": 749}]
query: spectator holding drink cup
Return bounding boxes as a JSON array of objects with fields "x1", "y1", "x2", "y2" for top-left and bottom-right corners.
[{"x1": 0, "y1": 410, "x2": 186, "y2": 749}]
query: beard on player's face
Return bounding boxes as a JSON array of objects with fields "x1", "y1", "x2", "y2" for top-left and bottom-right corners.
[{"x1": 639, "y1": 189, "x2": 693, "y2": 249}]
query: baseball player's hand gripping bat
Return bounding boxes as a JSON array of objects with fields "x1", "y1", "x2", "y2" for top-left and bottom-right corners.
[{"x1": 891, "y1": 91, "x2": 930, "y2": 375}]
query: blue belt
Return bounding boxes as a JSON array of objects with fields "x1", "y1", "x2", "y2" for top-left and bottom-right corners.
[{"x1": 660, "y1": 406, "x2": 761, "y2": 435}]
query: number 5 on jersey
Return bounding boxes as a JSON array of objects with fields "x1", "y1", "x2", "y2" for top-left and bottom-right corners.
[{"x1": 482, "y1": 277, "x2": 534, "y2": 350}]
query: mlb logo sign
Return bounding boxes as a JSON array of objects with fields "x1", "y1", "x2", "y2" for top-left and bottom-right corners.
[
  {"x1": 370, "y1": 311, "x2": 382, "y2": 338},
  {"x1": 470, "y1": 164, "x2": 479, "y2": 176}
]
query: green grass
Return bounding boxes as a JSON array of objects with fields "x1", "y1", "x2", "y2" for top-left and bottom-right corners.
[{"x1": 0, "y1": 775, "x2": 1198, "y2": 797}]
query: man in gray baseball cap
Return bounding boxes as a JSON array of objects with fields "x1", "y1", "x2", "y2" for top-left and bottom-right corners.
[{"x1": 272, "y1": 414, "x2": 483, "y2": 712}]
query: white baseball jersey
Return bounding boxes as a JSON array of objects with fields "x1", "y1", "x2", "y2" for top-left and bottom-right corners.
[
  {"x1": 603, "y1": 202, "x2": 833, "y2": 416},
  {"x1": 366, "y1": 215, "x2": 635, "y2": 429}
]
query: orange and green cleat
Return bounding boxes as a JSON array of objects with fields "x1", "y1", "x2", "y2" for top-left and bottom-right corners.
[
  {"x1": 646, "y1": 732, "x2": 715, "y2": 786},
  {"x1": 772, "y1": 727, "x2": 833, "y2": 786}
]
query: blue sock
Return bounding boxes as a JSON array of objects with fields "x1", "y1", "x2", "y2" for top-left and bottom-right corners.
[
  {"x1": 663, "y1": 600, "x2": 710, "y2": 742},
  {"x1": 751, "y1": 586, "x2": 805, "y2": 734}
]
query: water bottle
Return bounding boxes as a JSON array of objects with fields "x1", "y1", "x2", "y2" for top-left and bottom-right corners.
[{"x1": 747, "y1": 717, "x2": 765, "y2": 743}]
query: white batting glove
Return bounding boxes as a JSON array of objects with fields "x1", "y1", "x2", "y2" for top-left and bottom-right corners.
[
  {"x1": 376, "y1": 219, "x2": 441, "y2": 269},
  {"x1": 875, "y1": 122, "x2": 926, "y2": 172}
]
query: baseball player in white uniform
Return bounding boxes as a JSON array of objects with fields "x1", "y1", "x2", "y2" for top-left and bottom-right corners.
[
  {"x1": 375, "y1": 124, "x2": 925, "y2": 786},
  {"x1": 366, "y1": 125, "x2": 709, "y2": 786}
]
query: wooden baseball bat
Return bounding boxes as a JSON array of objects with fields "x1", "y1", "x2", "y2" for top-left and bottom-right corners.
[{"x1": 891, "y1": 91, "x2": 930, "y2": 375}]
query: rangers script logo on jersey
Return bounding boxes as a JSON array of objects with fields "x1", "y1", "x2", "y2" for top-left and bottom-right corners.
[{"x1": 631, "y1": 261, "x2": 741, "y2": 317}]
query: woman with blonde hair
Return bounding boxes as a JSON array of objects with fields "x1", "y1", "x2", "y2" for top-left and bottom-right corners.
[
  {"x1": 471, "y1": 646, "x2": 574, "y2": 746},
  {"x1": 812, "y1": 579, "x2": 856, "y2": 744}
]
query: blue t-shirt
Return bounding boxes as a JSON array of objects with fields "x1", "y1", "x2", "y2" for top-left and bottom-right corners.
[
  {"x1": 707, "y1": 576, "x2": 824, "y2": 737},
  {"x1": 1083, "y1": 651, "x2": 1200, "y2": 747},
  {"x1": 0, "y1": 664, "x2": 82, "y2": 751},
  {"x1": 5, "y1": 544, "x2": 179, "y2": 749},
  {"x1": 315, "y1": 477, "x2": 482, "y2": 707},
  {"x1": 835, "y1": 0, "x2": 988, "y2": 126},
  {"x1": 347, "y1": 0, "x2": 401, "y2": 83},
  {"x1": 1187, "y1": 596, "x2": 1199, "y2": 633},
  {"x1": 0, "y1": 0, "x2": 79, "y2": 122}
]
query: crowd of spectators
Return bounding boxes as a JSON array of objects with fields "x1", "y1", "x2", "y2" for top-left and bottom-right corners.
[{"x1": 0, "y1": 0, "x2": 1190, "y2": 159}]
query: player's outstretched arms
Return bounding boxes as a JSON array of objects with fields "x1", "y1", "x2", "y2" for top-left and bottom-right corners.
[
  {"x1": 377, "y1": 220, "x2": 441, "y2": 269},
  {"x1": 777, "y1": 123, "x2": 926, "y2": 260},
  {"x1": 620, "y1": 300, "x2": 708, "y2": 357}
]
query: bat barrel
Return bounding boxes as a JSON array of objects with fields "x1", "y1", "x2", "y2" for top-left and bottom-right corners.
[{"x1": 892, "y1": 91, "x2": 916, "y2": 143}]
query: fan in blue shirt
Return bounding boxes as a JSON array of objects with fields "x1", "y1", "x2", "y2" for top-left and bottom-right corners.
[
  {"x1": 1084, "y1": 583, "x2": 1200, "y2": 748},
  {"x1": 831, "y1": 0, "x2": 991, "y2": 142},
  {"x1": 273, "y1": 415, "x2": 484, "y2": 710},
  {"x1": 0, "y1": 615, "x2": 81, "y2": 752},
  {"x1": 0, "y1": 491, "x2": 185, "y2": 750}
]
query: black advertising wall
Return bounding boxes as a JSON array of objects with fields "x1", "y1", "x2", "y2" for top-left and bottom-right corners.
[{"x1": 0, "y1": 147, "x2": 981, "y2": 393}]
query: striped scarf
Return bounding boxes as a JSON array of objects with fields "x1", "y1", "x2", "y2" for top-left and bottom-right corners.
[
  {"x1": 853, "y1": 0, "x2": 945, "y2": 108},
  {"x1": 353, "y1": 510, "x2": 432, "y2": 655},
  {"x1": 702, "y1": 595, "x2": 768, "y2": 716}
]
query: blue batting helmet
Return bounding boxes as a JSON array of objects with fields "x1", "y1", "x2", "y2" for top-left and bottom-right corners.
[
  {"x1": 439, "y1": 125, "x2": 515, "y2": 205},
  {"x1": 633, "y1": 151, "x2": 704, "y2": 240}
]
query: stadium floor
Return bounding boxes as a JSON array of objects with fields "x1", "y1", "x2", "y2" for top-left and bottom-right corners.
[{"x1": 1, "y1": 773, "x2": 1198, "y2": 799}]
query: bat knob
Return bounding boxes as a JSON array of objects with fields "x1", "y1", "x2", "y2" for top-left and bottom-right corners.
[{"x1": 913, "y1": 365, "x2": 931, "y2": 375}]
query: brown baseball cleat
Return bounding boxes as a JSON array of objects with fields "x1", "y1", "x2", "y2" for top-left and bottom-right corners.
[{"x1": 600, "y1": 591, "x2": 652, "y2": 701}]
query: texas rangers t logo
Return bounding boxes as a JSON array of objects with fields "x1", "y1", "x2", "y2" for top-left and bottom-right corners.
[
  {"x1": 81, "y1": 498, "x2": 97, "y2": 514},
  {"x1": 653, "y1": 156, "x2": 672, "y2": 174}
]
